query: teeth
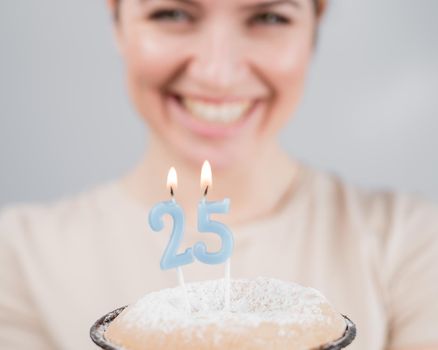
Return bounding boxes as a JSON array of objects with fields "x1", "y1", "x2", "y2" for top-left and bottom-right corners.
[{"x1": 182, "y1": 97, "x2": 252, "y2": 123}]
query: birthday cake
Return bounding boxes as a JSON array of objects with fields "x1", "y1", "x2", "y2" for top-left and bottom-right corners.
[{"x1": 96, "y1": 277, "x2": 354, "y2": 350}]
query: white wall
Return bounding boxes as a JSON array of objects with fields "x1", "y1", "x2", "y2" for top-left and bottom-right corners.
[{"x1": 1, "y1": 0, "x2": 437, "y2": 205}]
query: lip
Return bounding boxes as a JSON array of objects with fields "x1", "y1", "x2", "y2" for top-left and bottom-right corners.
[{"x1": 166, "y1": 93, "x2": 261, "y2": 139}]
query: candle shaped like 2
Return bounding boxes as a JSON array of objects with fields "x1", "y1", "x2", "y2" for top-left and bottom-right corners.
[
  {"x1": 194, "y1": 161, "x2": 234, "y2": 264},
  {"x1": 148, "y1": 167, "x2": 194, "y2": 270}
]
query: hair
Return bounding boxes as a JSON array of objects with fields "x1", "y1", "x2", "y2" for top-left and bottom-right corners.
[{"x1": 113, "y1": 0, "x2": 324, "y2": 22}]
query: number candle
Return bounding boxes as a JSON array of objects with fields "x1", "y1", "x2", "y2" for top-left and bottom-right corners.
[
  {"x1": 195, "y1": 161, "x2": 234, "y2": 311},
  {"x1": 148, "y1": 167, "x2": 192, "y2": 312}
]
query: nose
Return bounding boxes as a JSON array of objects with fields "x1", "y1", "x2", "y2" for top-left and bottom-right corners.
[{"x1": 186, "y1": 22, "x2": 247, "y2": 95}]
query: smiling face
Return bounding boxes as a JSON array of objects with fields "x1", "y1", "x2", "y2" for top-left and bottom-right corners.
[{"x1": 111, "y1": 0, "x2": 319, "y2": 169}]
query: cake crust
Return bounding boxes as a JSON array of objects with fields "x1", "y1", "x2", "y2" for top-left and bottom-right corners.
[{"x1": 105, "y1": 278, "x2": 346, "y2": 350}]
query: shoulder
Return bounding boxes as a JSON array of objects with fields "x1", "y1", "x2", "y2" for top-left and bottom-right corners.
[
  {"x1": 0, "y1": 181, "x2": 121, "y2": 244},
  {"x1": 302, "y1": 166, "x2": 438, "y2": 283},
  {"x1": 303, "y1": 166, "x2": 438, "y2": 236}
]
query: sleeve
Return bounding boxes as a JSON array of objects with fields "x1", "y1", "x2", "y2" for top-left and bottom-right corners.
[
  {"x1": 384, "y1": 195, "x2": 438, "y2": 349},
  {"x1": 0, "y1": 207, "x2": 54, "y2": 350}
]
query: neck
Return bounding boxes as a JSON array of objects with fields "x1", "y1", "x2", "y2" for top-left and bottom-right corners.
[{"x1": 120, "y1": 136, "x2": 299, "y2": 229}]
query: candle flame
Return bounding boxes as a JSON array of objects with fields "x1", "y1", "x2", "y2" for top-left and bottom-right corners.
[
  {"x1": 167, "y1": 167, "x2": 177, "y2": 196},
  {"x1": 200, "y1": 160, "x2": 212, "y2": 196}
]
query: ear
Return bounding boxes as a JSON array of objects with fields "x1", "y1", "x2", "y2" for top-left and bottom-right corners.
[
  {"x1": 106, "y1": 0, "x2": 124, "y2": 55},
  {"x1": 316, "y1": 0, "x2": 328, "y2": 20},
  {"x1": 106, "y1": 0, "x2": 118, "y2": 21}
]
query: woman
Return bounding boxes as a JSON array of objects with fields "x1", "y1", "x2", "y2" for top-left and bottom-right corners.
[{"x1": 0, "y1": 0, "x2": 437, "y2": 349}]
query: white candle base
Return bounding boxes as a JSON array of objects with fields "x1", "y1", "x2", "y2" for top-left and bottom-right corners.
[
  {"x1": 224, "y1": 259, "x2": 231, "y2": 312},
  {"x1": 177, "y1": 267, "x2": 191, "y2": 314}
]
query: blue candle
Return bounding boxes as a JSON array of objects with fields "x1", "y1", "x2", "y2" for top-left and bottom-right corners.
[
  {"x1": 193, "y1": 161, "x2": 234, "y2": 265},
  {"x1": 194, "y1": 198, "x2": 234, "y2": 264},
  {"x1": 148, "y1": 167, "x2": 194, "y2": 270}
]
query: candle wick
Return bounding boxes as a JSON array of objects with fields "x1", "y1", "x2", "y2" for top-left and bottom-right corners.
[
  {"x1": 203, "y1": 185, "x2": 209, "y2": 197},
  {"x1": 170, "y1": 186, "x2": 174, "y2": 197}
]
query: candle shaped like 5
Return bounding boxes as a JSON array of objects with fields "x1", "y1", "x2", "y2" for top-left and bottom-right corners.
[
  {"x1": 194, "y1": 161, "x2": 234, "y2": 264},
  {"x1": 148, "y1": 167, "x2": 194, "y2": 270}
]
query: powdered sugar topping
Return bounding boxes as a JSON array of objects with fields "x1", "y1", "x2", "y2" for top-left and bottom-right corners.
[{"x1": 117, "y1": 278, "x2": 334, "y2": 334}]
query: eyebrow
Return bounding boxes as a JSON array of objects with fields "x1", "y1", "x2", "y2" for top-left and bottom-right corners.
[{"x1": 240, "y1": 0, "x2": 302, "y2": 10}]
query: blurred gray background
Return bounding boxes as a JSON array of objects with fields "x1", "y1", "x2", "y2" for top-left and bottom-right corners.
[{"x1": 1, "y1": 0, "x2": 437, "y2": 206}]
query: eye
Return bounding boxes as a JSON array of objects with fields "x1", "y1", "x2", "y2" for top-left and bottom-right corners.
[
  {"x1": 249, "y1": 12, "x2": 291, "y2": 26},
  {"x1": 148, "y1": 9, "x2": 194, "y2": 22}
]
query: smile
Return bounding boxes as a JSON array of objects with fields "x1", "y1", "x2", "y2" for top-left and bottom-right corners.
[
  {"x1": 167, "y1": 92, "x2": 262, "y2": 138},
  {"x1": 181, "y1": 97, "x2": 253, "y2": 124}
]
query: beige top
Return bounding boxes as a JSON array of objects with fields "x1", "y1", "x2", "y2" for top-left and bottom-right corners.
[{"x1": 1, "y1": 166, "x2": 437, "y2": 350}]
